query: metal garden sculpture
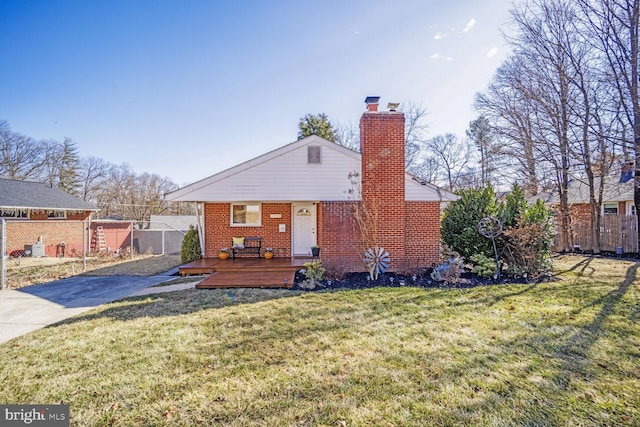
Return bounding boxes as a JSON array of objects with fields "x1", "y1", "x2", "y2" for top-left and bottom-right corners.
[
  {"x1": 363, "y1": 246, "x2": 390, "y2": 281},
  {"x1": 478, "y1": 216, "x2": 503, "y2": 280}
]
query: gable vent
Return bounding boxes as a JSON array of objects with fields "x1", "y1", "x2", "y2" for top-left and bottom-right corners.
[{"x1": 308, "y1": 146, "x2": 321, "y2": 164}]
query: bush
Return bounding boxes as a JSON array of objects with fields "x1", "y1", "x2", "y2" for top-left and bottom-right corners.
[
  {"x1": 441, "y1": 183, "x2": 555, "y2": 279},
  {"x1": 469, "y1": 253, "x2": 498, "y2": 278},
  {"x1": 441, "y1": 185, "x2": 499, "y2": 260},
  {"x1": 300, "y1": 260, "x2": 325, "y2": 290},
  {"x1": 501, "y1": 210, "x2": 554, "y2": 278},
  {"x1": 181, "y1": 225, "x2": 202, "y2": 264}
]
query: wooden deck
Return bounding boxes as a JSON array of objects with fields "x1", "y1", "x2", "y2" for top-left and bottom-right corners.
[{"x1": 179, "y1": 257, "x2": 313, "y2": 289}]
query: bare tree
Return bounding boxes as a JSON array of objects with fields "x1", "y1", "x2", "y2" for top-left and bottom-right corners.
[
  {"x1": 425, "y1": 133, "x2": 472, "y2": 191},
  {"x1": 41, "y1": 138, "x2": 64, "y2": 187},
  {"x1": 475, "y1": 57, "x2": 543, "y2": 196},
  {"x1": 78, "y1": 156, "x2": 111, "y2": 202},
  {"x1": 0, "y1": 121, "x2": 47, "y2": 180},
  {"x1": 402, "y1": 101, "x2": 430, "y2": 172},
  {"x1": 466, "y1": 115, "x2": 497, "y2": 187},
  {"x1": 577, "y1": 0, "x2": 640, "y2": 253},
  {"x1": 476, "y1": 0, "x2": 590, "y2": 251},
  {"x1": 334, "y1": 121, "x2": 360, "y2": 151},
  {"x1": 94, "y1": 163, "x2": 179, "y2": 224}
]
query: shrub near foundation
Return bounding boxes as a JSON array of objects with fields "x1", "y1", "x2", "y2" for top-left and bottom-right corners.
[
  {"x1": 441, "y1": 184, "x2": 554, "y2": 278},
  {"x1": 181, "y1": 225, "x2": 202, "y2": 264}
]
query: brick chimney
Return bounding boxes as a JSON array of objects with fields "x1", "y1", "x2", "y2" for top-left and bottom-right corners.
[{"x1": 359, "y1": 96, "x2": 406, "y2": 262}]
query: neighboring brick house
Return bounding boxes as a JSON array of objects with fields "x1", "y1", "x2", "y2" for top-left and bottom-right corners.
[
  {"x1": 543, "y1": 173, "x2": 636, "y2": 222},
  {"x1": 539, "y1": 172, "x2": 638, "y2": 253},
  {"x1": 165, "y1": 97, "x2": 457, "y2": 274},
  {"x1": 0, "y1": 179, "x2": 99, "y2": 257}
]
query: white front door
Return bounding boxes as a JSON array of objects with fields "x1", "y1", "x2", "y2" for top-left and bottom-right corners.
[{"x1": 292, "y1": 203, "x2": 317, "y2": 256}]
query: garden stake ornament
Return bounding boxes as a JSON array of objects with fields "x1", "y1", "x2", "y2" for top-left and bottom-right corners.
[
  {"x1": 363, "y1": 246, "x2": 390, "y2": 280},
  {"x1": 478, "y1": 216, "x2": 503, "y2": 280}
]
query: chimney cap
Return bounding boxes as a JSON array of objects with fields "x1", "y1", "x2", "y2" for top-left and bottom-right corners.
[
  {"x1": 387, "y1": 102, "x2": 400, "y2": 111},
  {"x1": 364, "y1": 96, "x2": 381, "y2": 105}
]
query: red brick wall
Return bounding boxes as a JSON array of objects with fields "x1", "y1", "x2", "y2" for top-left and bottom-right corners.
[
  {"x1": 28, "y1": 211, "x2": 91, "y2": 221},
  {"x1": 320, "y1": 201, "x2": 362, "y2": 275},
  {"x1": 320, "y1": 200, "x2": 441, "y2": 275},
  {"x1": 359, "y1": 108, "x2": 407, "y2": 266},
  {"x1": 5, "y1": 220, "x2": 86, "y2": 257},
  {"x1": 203, "y1": 203, "x2": 293, "y2": 257},
  {"x1": 404, "y1": 201, "x2": 441, "y2": 271}
]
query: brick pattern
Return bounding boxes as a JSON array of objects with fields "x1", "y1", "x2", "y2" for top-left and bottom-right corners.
[
  {"x1": 28, "y1": 211, "x2": 91, "y2": 221},
  {"x1": 404, "y1": 201, "x2": 441, "y2": 271},
  {"x1": 359, "y1": 110, "x2": 407, "y2": 265},
  {"x1": 204, "y1": 203, "x2": 293, "y2": 257},
  {"x1": 5, "y1": 220, "x2": 87, "y2": 257},
  {"x1": 560, "y1": 202, "x2": 626, "y2": 227},
  {"x1": 320, "y1": 201, "x2": 362, "y2": 274}
]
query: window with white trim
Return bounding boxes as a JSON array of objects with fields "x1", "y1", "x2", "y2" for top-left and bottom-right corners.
[
  {"x1": 231, "y1": 203, "x2": 261, "y2": 226},
  {"x1": 603, "y1": 203, "x2": 618, "y2": 215}
]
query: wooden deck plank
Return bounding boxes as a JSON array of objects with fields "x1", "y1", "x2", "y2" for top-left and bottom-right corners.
[
  {"x1": 179, "y1": 257, "x2": 310, "y2": 288},
  {"x1": 179, "y1": 257, "x2": 311, "y2": 276},
  {"x1": 196, "y1": 271, "x2": 295, "y2": 289}
]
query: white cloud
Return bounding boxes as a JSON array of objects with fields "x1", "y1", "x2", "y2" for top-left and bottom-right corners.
[
  {"x1": 486, "y1": 47, "x2": 498, "y2": 58},
  {"x1": 430, "y1": 53, "x2": 453, "y2": 61},
  {"x1": 434, "y1": 32, "x2": 448, "y2": 40},
  {"x1": 462, "y1": 18, "x2": 476, "y2": 33}
]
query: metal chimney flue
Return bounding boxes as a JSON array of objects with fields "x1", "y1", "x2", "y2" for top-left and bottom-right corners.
[{"x1": 364, "y1": 96, "x2": 380, "y2": 112}]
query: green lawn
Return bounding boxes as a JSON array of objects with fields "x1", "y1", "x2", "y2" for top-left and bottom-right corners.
[{"x1": 0, "y1": 255, "x2": 638, "y2": 426}]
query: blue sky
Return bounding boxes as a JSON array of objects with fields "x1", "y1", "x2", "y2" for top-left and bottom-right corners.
[{"x1": 0, "y1": 0, "x2": 512, "y2": 186}]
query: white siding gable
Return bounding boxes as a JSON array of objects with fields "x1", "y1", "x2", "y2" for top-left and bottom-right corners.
[
  {"x1": 167, "y1": 136, "x2": 362, "y2": 202},
  {"x1": 165, "y1": 135, "x2": 458, "y2": 203}
]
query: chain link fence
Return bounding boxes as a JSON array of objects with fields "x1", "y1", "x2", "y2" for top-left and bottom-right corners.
[{"x1": 1, "y1": 219, "x2": 188, "y2": 290}]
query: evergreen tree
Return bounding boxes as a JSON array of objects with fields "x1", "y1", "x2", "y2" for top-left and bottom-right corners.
[
  {"x1": 181, "y1": 225, "x2": 202, "y2": 264},
  {"x1": 58, "y1": 137, "x2": 81, "y2": 195},
  {"x1": 441, "y1": 185, "x2": 499, "y2": 259},
  {"x1": 297, "y1": 113, "x2": 337, "y2": 141}
]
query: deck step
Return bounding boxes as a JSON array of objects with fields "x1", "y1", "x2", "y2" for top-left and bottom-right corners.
[{"x1": 196, "y1": 271, "x2": 295, "y2": 289}]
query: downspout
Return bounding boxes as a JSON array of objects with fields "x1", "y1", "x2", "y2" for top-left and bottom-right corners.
[{"x1": 196, "y1": 203, "x2": 205, "y2": 256}]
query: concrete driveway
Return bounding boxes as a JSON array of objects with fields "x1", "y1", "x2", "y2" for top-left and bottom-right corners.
[{"x1": 0, "y1": 270, "x2": 180, "y2": 344}]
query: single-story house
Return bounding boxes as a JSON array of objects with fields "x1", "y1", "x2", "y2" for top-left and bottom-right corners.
[
  {"x1": 542, "y1": 173, "x2": 636, "y2": 222},
  {"x1": 165, "y1": 97, "x2": 457, "y2": 274},
  {"x1": 539, "y1": 172, "x2": 638, "y2": 253},
  {"x1": 0, "y1": 178, "x2": 99, "y2": 257}
]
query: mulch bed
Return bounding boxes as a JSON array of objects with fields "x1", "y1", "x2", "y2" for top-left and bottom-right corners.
[
  {"x1": 292, "y1": 269, "x2": 553, "y2": 291},
  {"x1": 291, "y1": 252, "x2": 640, "y2": 291}
]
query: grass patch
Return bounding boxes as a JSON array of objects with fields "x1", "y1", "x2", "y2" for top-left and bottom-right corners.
[
  {"x1": 0, "y1": 255, "x2": 638, "y2": 426},
  {"x1": 5, "y1": 254, "x2": 182, "y2": 289}
]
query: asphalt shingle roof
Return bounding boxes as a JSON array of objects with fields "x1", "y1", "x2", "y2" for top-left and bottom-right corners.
[{"x1": 0, "y1": 178, "x2": 98, "y2": 211}]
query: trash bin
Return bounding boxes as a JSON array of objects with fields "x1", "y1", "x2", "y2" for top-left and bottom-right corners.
[{"x1": 56, "y1": 242, "x2": 66, "y2": 257}]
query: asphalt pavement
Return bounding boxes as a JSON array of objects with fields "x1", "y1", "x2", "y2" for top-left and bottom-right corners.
[{"x1": 0, "y1": 269, "x2": 180, "y2": 344}]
